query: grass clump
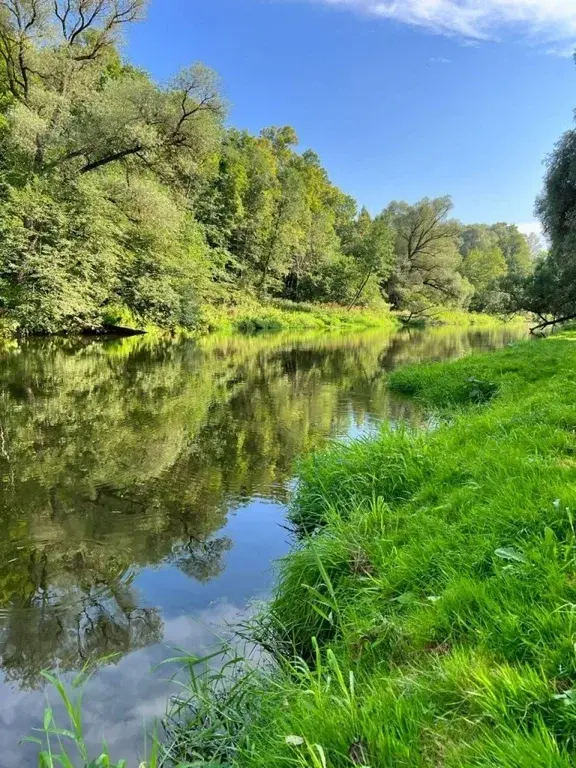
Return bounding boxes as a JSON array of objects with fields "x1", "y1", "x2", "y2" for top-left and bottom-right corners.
[{"x1": 289, "y1": 431, "x2": 429, "y2": 532}]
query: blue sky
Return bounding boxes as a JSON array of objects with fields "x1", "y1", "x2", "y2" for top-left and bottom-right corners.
[{"x1": 126, "y1": 0, "x2": 576, "y2": 230}]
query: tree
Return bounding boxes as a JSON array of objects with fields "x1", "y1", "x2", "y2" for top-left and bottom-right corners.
[
  {"x1": 256, "y1": 163, "x2": 307, "y2": 296},
  {"x1": 0, "y1": 0, "x2": 146, "y2": 107},
  {"x1": 0, "y1": 0, "x2": 224, "y2": 181},
  {"x1": 461, "y1": 245, "x2": 507, "y2": 311},
  {"x1": 5, "y1": 61, "x2": 223, "y2": 179},
  {"x1": 383, "y1": 196, "x2": 470, "y2": 313},
  {"x1": 459, "y1": 224, "x2": 499, "y2": 258},
  {"x1": 345, "y1": 208, "x2": 394, "y2": 309},
  {"x1": 282, "y1": 150, "x2": 347, "y2": 302},
  {"x1": 490, "y1": 223, "x2": 533, "y2": 277},
  {"x1": 511, "y1": 128, "x2": 576, "y2": 330},
  {"x1": 525, "y1": 231, "x2": 546, "y2": 260}
]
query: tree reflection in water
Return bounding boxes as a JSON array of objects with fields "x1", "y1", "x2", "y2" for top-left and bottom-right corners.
[{"x1": 0, "y1": 326, "x2": 526, "y2": 691}]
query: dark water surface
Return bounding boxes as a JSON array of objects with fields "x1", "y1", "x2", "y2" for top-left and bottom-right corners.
[{"x1": 0, "y1": 325, "x2": 527, "y2": 764}]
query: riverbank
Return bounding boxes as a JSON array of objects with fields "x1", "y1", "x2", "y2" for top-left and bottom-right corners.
[
  {"x1": 0, "y1": 298, "x2": 522, "y2": 341},
  {"x1": 198, "y1": 301, "x2": 524, "y2": 335},
  {"x1": 200, "y1": 298, "x2": 401, "y2": 334},
  {"x1": 400, "y1": 307, "x2": 521, "y2": 328},
  {"x1": 168, "y1": 330, "x2": 576, "y2": 766},
  {"x1": 0, "y1": 299, "x2": 400, "y2": 340}
]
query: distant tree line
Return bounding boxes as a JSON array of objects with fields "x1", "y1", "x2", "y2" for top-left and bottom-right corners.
[{"x1": 0, "y1": 0, "x2": 539, "y2": 334}]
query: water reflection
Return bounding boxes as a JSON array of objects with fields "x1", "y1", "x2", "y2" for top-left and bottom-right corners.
[{"x1": 0, "y1": 325, "x2": 527, "y2": 763}]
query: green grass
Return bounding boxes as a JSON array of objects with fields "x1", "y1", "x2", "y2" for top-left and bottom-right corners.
[
  {"x1": 202, "y1": 300, "x2": 521, "y2": 336},
  {"x1": 400, "y1": 308, "x2": 524, "y2": 329},
  {"x1": 219, "y1": 331, "x2": 576, "y2": 767},
  {"x1": 432, "y1": 308, "x2": 522, "y2": 327},
  {"x1": 29, "y1": 331, "x2": 576, "y2": 766},
  {"x1": 200, "y1": 298, "x2": 399, "y2": 335}
]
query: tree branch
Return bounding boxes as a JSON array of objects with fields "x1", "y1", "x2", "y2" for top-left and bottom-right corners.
[
  {"x1": 79, "y1": 144, "x2": 143, "y2": 173},
  {"x1": 529, "y1": 313, "x2": 576, "y2": 333}
]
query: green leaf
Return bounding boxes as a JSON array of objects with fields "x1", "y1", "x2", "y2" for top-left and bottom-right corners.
[
  {"x1": 43, "y1": 707, "x2": 53, "y2": 731},
  {"x1": 494, "y1": 547, "x2": 529, "y2": 564},
  {"x1": 21, "y1": 736, "x2": 43, "y2": 746},
  {"x1": 285, "y1": 735, "x2": 305, "y2": 746}
]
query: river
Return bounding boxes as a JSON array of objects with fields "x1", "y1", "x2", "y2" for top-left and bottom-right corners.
[{"x1": 0, "y1": 324, "x2": 527, "y2": 765}]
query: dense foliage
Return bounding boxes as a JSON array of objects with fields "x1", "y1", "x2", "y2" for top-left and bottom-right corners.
[{"x1": 0, "y1": 0, "x2": 534, "y2": 335}]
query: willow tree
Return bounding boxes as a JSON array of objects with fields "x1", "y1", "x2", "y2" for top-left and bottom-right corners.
[
  {"x1": 461, "y1": 246, "x2": 507, "y2": 311},
  {"x1": 383, "y1": 196, "x2": 471, "y2": 314},
  {"x1": 506, "y1": 126, "x2": 576, "y2": 330},
  {"x1": 0, "y1": 0, "x2": 223, "y2": 179}
]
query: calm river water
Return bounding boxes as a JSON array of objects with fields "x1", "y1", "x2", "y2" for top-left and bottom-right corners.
[{"x1": 0, "y1": 325, "x2": 527, "y2": 764}]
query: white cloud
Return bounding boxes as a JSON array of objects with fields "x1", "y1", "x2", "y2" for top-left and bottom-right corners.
[
  {"x1": 518, "y1": 221, "x2": 549, "y2": 249},
  {"x1": 429, "y1": 56, "x2": 452, "y2": 64},
  {"x1": 517, "y1": 221, "x2": 543, "y2": 238},
  {"x1": 312, "y1": 0, "x2": 576, "y2": 45}
]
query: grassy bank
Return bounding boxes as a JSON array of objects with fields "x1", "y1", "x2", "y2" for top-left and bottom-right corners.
[
  {"x1": 164, "y1": 331, "x2": 576, "y2": 767},
  {"x1": 201, "y1": 301, "x2": 521, "y2": 335},
  {"x1": 0, "y1": 300, "x2": 399, "y2": 340},
  {"x1": 1, "y1": 298, "x2": 520, "y2": 341},
  {"x1": 199, "y1": 298, "x2": 400, "y2": 335},
  {"x1": 400, "y1": 307, "x2": 524, "y2": 329}
]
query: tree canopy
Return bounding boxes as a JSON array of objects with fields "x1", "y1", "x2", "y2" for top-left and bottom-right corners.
[
  {"x1": 494, "y1": 56, "x2": 576, "y2": 330},
  {"x1": 515, "y1": 127, "x2": 576, "y2": 329},
  {"x1": 0, "y1": 0, "x2": 534, "y2": 334}
]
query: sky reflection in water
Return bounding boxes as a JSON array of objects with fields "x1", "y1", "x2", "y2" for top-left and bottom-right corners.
[{"x1": 0, "y1": 325, "x2": 527, "y2": 764}]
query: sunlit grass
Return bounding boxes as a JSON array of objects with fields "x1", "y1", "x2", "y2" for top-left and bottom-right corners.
[
  {"x1": 199, "y1": 297, "x2": 400, "y2": 335},
  {"x1": 233, "y1": 330, "x2": 576, "y2": 766},
  {"x1": 401, "y1": 307, "x2": 525, "y2": 329}
]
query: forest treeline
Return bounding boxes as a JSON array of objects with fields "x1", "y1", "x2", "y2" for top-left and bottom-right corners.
[{"x1": 0, "y1": 0, "x2": 545, "y2": 335}]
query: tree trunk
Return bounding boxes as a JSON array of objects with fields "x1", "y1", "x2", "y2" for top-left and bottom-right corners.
[
  {"x1": 258, "y1": 198, "x2": 285, "y2": 298},
  {"x1": 530, "y1": 314, "x2": 576, "y2": 333},
  {"x1": 348, "y1": 269, "x2": 372, "y2": 310}
]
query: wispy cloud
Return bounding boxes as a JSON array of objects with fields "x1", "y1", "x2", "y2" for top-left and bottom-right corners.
[
  {"x1": 429, "y1": 56, "x2": 452, "y2": 64},
  {"x1": 545, "y1": 43, "x2": 575, "y2": 58},
  {"x1": 311, "y1": 1, "x2": 576, "y2": 47}
]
